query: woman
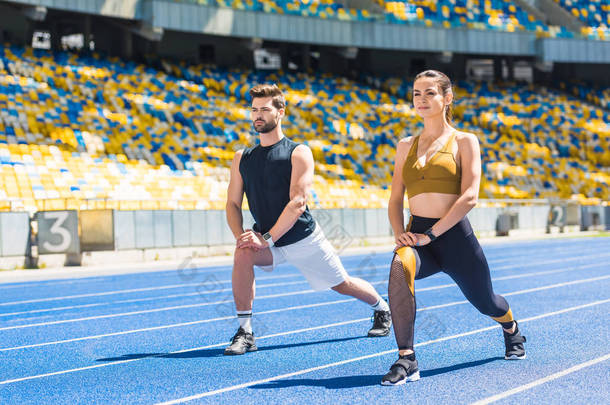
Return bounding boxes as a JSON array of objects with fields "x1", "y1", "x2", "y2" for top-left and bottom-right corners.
[{"x1": 381, "y1": 70, "x2": 526, "y2": 386}]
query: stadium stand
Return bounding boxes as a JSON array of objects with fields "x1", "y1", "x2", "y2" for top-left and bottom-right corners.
[
  {"x1": 175, "y1": 0, "x2": 574, "y2": 37},
  {"x1": 453, "y1": 80, "x2": 610, "y2": 203},
  {"x1": 560, "y1": 81, "x2": 610, "y2": 110},
  {"x1": 379, "y1": 0, "x2": 569, "y2": 37},
  {"x1": 173, "y1": 0, "x2": 376, "y2": 21},
  {"x1": 554, "y1": 0, "x2": 610, "y2": 40},
  {"x1": 0, "y1": 43, "x2": 608, "y2": 213}
]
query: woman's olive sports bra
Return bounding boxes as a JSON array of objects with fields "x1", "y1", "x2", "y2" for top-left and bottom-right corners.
[{"x1": 402, "y1": 132, "x2": 461, "y2": 198}]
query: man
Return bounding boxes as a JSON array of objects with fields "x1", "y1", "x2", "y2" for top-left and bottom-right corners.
[{"x1": 224, "y1": 83, "x2": 391, "y2": 355}]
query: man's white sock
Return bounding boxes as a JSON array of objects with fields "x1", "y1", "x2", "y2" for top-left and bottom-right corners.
[
  {"x1": 371, "y1": 298, "x2": 390, "y2": 312},
  {"x1": 237, "y1": 310, "x2": 253, "y2": 334}
]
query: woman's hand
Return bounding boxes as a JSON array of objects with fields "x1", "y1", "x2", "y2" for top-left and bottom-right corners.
[{"x1": 394, "y1": 232, "x2": 431, "y2": 250}]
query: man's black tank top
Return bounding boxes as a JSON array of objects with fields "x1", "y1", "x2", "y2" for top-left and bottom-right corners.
[{"x1": 239, "y1": 137, "x2": 316, "y2": 247}]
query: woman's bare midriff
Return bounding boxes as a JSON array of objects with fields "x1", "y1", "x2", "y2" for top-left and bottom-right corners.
[{"x1": 408, "y1": 192, "x2": 459, "y2": 219}]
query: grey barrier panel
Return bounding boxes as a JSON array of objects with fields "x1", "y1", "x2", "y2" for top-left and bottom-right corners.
[
  {"x1": 515, "y1": 206, "x2": 548, "y2": 229},
  {"x1": 375, "y1": 209, "x2": 388, "y2": 237},
  {"x1": 0, "y1": 212, "x2": 29, "y2": 256},
  {"x1": 532, "y1": 206, "x2": 551, "y2": 229},
  {"x1": 468, "y1": 207, "x2": 498, "y2": 232},
  {"x1": 354, "y1": 208, "x2": 366, "y2": 237},
  {"x1": 341, "y1": 209, "x2": 357, "y2": 237},
  {"x1": 205, "y1": 210, "x2": 225, "y2": 246},
  {"x1": 134, "y1": 210, "x2": 155, "y2": 249},
  {"x1": 566, "y1": 204, "x2": 580, "y2": 226},
  {"x1": 314, "y1": 209, "x2": 343, "y2": 237},
  {"x1": 364, "y1": 209, "x2": 379, "y2": 237},
  {"x1": 384, "y1": 208, "x2": 393, "y2": 236},
  {"x1": 382, "y1": 208, "x2": 392, "y2": 236},
  {"x1": 496, "y1": 212, "x2": 512, "y2": 235},
  {"x1": 242, "y1": 210, "x2": 255, "y2": 230},
  {"x1": 189, "y1": 210, "x2": 206, "y2": 246},
  {"x1": 580, "y1": 207, "x2": 592, "y2": 230},
  {"x1": 547, "y1": 204, "x2": 567, "y2": 228},
  {"x1": 606, "y1": 207, "x2": 610, "y2": 230},
  {"x1": 37, "y1": 210, "x2": 80, "y2": 255},
  {"x1": 172, "y1": 210, "x2": 191, "y2": 247},
  {"x1": 202, "y1": 210, "x2": 258, "y2": 246},
  {"x1": 592, "y1": 206, "x2": 603, "y2": 228},
  {"x1": 114, "y1": 210, "x2": 135, "y2": 250},
  {"x1": 581, "y1": 206, "x2": 605, "y2": 230},
  {"x1": 309, "y1": 209, "x2": 325, "y2": 229},
  {"x1": 221, "y1": 211, "x2": 235, "y2": 244},
  {"x1": 80, "y1": 210, "x2": 114, "y2": 251},
  {"x1": 153, "y1": 211, "x2": 172, "y2": 248}
]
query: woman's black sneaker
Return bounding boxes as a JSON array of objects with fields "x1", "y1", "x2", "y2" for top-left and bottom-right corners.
[
  {"x1": 504, "y1": 321, "x2": 527, "y2": 360},
  {"x1": 381, "y1": 353, "x2": 420, "y2": 385}
]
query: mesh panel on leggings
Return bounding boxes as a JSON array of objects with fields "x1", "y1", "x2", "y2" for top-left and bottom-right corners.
[{"x1": 388, "y1": 253, "x2": 416, "y2": 350}]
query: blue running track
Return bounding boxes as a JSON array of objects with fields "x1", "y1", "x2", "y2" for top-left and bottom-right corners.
[{"x1": 0, "y1": 237, "x2": 609, "y2": 404}]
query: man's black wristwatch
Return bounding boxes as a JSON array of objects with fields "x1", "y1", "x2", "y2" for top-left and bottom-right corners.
[
  {"x1": 262, "y1": 232, "x2": 274, "y2": 247},
  {"x1": 424, "y1": 227, "x2": 437, "y2": 242}
]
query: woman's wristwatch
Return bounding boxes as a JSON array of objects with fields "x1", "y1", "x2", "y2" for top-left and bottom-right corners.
[{"x1": 424, "y1": 227, "x2": 437, "y2": 242}]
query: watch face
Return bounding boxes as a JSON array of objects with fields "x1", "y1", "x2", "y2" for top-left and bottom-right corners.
[{"x1": 263, "y1": 233, "x2": 271, "y2": 240}]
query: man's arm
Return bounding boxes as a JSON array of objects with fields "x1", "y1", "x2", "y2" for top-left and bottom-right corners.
[{"x1": 225, "y1": 150, "x2": 246, "y2": 239}]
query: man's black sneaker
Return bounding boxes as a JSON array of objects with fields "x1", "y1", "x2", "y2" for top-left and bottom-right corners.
[
  {"x1": 381, "y1": 354, "x2": 420, "y2": 386},
  {"x1": 503, "y1": 321, "x2": 526, "y2": 360},
  {"x1": 368, "y1": 310, "x2": 391, "y2": 337},
  {"x1": 224, "y1": 327, "x2": 257, "y2": 355}
]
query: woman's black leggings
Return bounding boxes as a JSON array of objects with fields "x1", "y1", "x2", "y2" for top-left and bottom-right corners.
[{"x1": 388, "y1": 215, "x2": 513, "y2": 351}]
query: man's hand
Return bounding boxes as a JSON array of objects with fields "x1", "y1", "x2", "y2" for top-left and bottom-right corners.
[{"x1": 236, "y1": 229, "x2": 269, "y2": 250}]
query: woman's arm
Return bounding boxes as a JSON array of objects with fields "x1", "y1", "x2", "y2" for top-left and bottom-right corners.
[{"x1": 388, "y1": 138, "x2": 416, "y2": 248}]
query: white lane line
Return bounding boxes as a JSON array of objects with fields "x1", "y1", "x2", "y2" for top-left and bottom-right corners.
[
  {"x1": 3, "y1": 263, "x2": 608, "y2": 332},
  {"x1": 0, "y1": 257, "x2": 589, "y2": 318},
  {"x1": 0, "y1": 237, "x2": 606, "y2": 295},
  {"x1": 3, "y1": 297, "x2": 609, "y2": 388},
  {"x1": 0, "y1": 281, "x2": 454, "y2": 352},
  {"x1": 0, "y1": 268, "x2": 610, "y2": 352},
  {"x1": 489, "y1": 251, "x2": 610, "y2": 273},
  {"x1": 0, "y1": 274, "x2": 304, "y2": 307},
  {"x1": 2, "y1": 247, "x2": 608, "y2": 307},
  {"x1": 0, "y1": 279, "x2": 308, "y2": 318},
  {"x1": 0, "y1": 318, "x2": 377, "y2": 384},
  {"x1": 0, "y1": 297, "x2": 358, "y2": 352},
  {"x1": 1, "y1": 271, "x2": 608, "y2": 350},
  {"x1": 0, "y1": 280, "x2": 372, "y2": 332},
  {"x1": 154, "y1": 298, "x2": 610, "y2": 404},
  {"x1": 470, "y1": 353, "x2": 610, "y2": 405}
]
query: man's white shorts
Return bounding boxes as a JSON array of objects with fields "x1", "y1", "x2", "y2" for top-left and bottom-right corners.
[{"x1": 257, "y1": 224, "x2": 348, "y2": 291}]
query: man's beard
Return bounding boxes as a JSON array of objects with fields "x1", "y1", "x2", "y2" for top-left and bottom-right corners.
[{"x1": 253, "y1": 117, "x2": 278, "y2": 133}]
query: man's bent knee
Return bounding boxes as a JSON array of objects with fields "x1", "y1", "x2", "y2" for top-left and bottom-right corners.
[
  {"x1": 234, "y1": 247, "x2": 256, "y2": 267},
  {"x1": 331, "y1": 278, "x2": 352, "y2": 294}
]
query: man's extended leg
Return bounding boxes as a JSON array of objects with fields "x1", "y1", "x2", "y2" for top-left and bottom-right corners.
[{"x1": 331, "y1": 276, "x2": 391, "y2": 337}]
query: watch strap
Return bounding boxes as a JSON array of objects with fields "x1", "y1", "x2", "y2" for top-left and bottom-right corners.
[
  {"x1": 263, "y1": 232, "x2": 274, "y2": 247},
  {"x1": 424, "y1": 228, "x2": 437, "y2": 242}
]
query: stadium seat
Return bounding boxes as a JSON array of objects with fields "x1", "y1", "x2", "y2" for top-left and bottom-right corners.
[{"x1": 0, "y1": 43, "x2": 608, "y2": 213}]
